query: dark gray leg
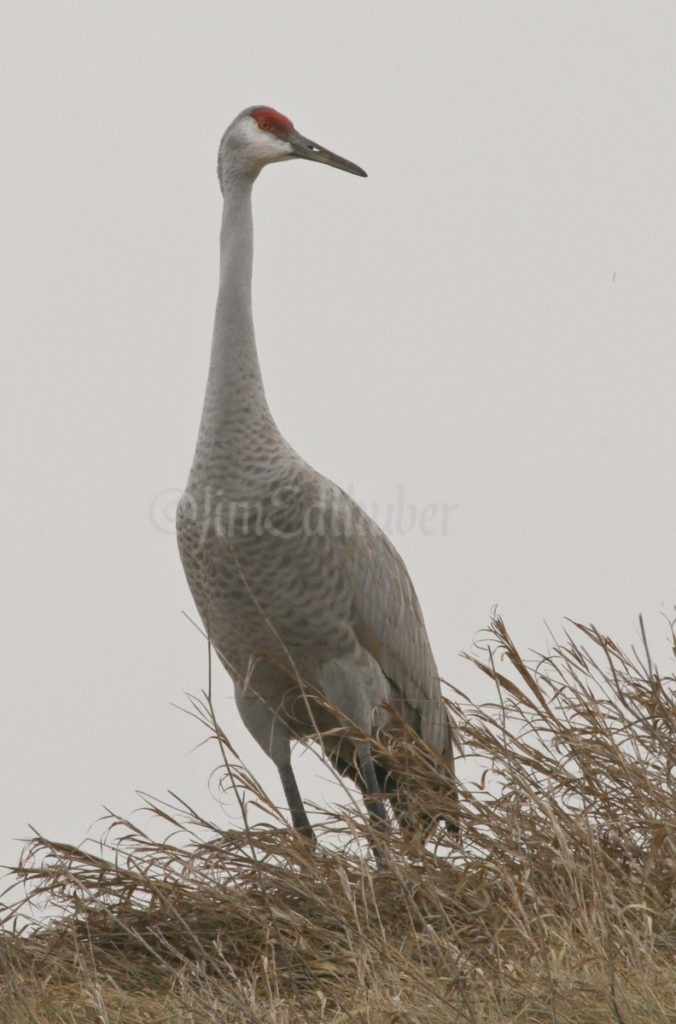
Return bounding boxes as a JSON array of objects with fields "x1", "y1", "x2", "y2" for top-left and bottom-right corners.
[
  {"x1": 278, "y1": 763, "x2": 315, "y2": 842},
  {"x1": 358, "y1": 745, "x2": 389, "y2": 863}
]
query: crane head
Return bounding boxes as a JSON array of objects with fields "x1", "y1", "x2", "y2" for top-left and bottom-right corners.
[{"x1": 217, "y1": 106, "x2": 367, "y2": 186}]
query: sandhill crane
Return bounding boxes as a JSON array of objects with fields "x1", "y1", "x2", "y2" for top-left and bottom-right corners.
[{"x1": 177, "y1": 106, "x2": 458, "y2": 843}]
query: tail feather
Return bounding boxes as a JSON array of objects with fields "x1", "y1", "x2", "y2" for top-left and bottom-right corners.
[{"x1": 329, "y1": 747, "x2": 459, "y2": 837}]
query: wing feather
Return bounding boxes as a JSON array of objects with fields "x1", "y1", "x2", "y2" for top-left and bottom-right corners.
[{"x1": 333, "y1": 491, "x2": 457, "y2": 764}]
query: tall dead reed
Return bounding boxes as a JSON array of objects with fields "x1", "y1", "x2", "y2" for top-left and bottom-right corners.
[{"x1": 1, "y1": 616, "x2": 673, "y2": 1023}]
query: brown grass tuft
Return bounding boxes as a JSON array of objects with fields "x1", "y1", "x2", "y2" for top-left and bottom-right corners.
[{"x1": 1, "y1": 616, "x2": 674, "y2": 1023}]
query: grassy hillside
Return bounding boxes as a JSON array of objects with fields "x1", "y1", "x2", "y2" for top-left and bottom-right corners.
[{"x1": 1, "y1": 617, "x2": 674, "y2": 1023}]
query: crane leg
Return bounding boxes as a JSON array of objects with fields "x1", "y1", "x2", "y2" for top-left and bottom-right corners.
[
  {"x1": 358, "y1": 744, "x2": 388, "y2": 864},
  {"x1": 278, "y1": 763, "x2": 315, "y2": 843}
]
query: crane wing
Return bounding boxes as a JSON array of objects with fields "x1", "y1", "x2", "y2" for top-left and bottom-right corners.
[{"x1": 332, "y1": 490, "x2": 457, "y2": 764}]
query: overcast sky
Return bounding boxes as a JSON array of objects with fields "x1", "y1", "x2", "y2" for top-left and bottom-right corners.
[{"x1": 2, "y1": 1, "x2": 675, "y2": 875}]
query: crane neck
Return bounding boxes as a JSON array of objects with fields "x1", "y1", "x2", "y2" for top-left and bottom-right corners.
[{"x1": 194, "y1": 171, "x2": 277, "y2": 469}]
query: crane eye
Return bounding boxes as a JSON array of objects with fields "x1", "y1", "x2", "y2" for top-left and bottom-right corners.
[{"x1": 259, "y1": 119, "x2": 272, "y2": 131}]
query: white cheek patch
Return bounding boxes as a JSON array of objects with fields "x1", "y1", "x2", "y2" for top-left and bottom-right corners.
[{"x1": 240, "y1": 117, "x2": 292, "y2": 162}]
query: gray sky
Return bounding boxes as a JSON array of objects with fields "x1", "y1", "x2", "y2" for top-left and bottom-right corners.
[{"x1": 2, "y1": 2, "x2": 675, "y2": 873}]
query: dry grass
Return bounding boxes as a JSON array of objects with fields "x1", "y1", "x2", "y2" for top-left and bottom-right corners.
[{"x1": 1, "y1": 616, "x2": 674, "y2": 1023}]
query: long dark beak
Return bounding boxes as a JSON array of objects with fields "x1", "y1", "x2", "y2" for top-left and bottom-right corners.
[{"x1": 288, "y1": 130, "x2": 367, "y2": 177}]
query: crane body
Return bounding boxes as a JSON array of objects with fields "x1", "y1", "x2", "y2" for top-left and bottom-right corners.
[{"x1": 177, "y1": 107, "x2": 457, "y2": 840}]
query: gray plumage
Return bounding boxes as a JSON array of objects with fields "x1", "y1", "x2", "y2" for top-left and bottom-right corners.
[{"x1": 177, "y1": 106, "x2": 457, "y2": 840}]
